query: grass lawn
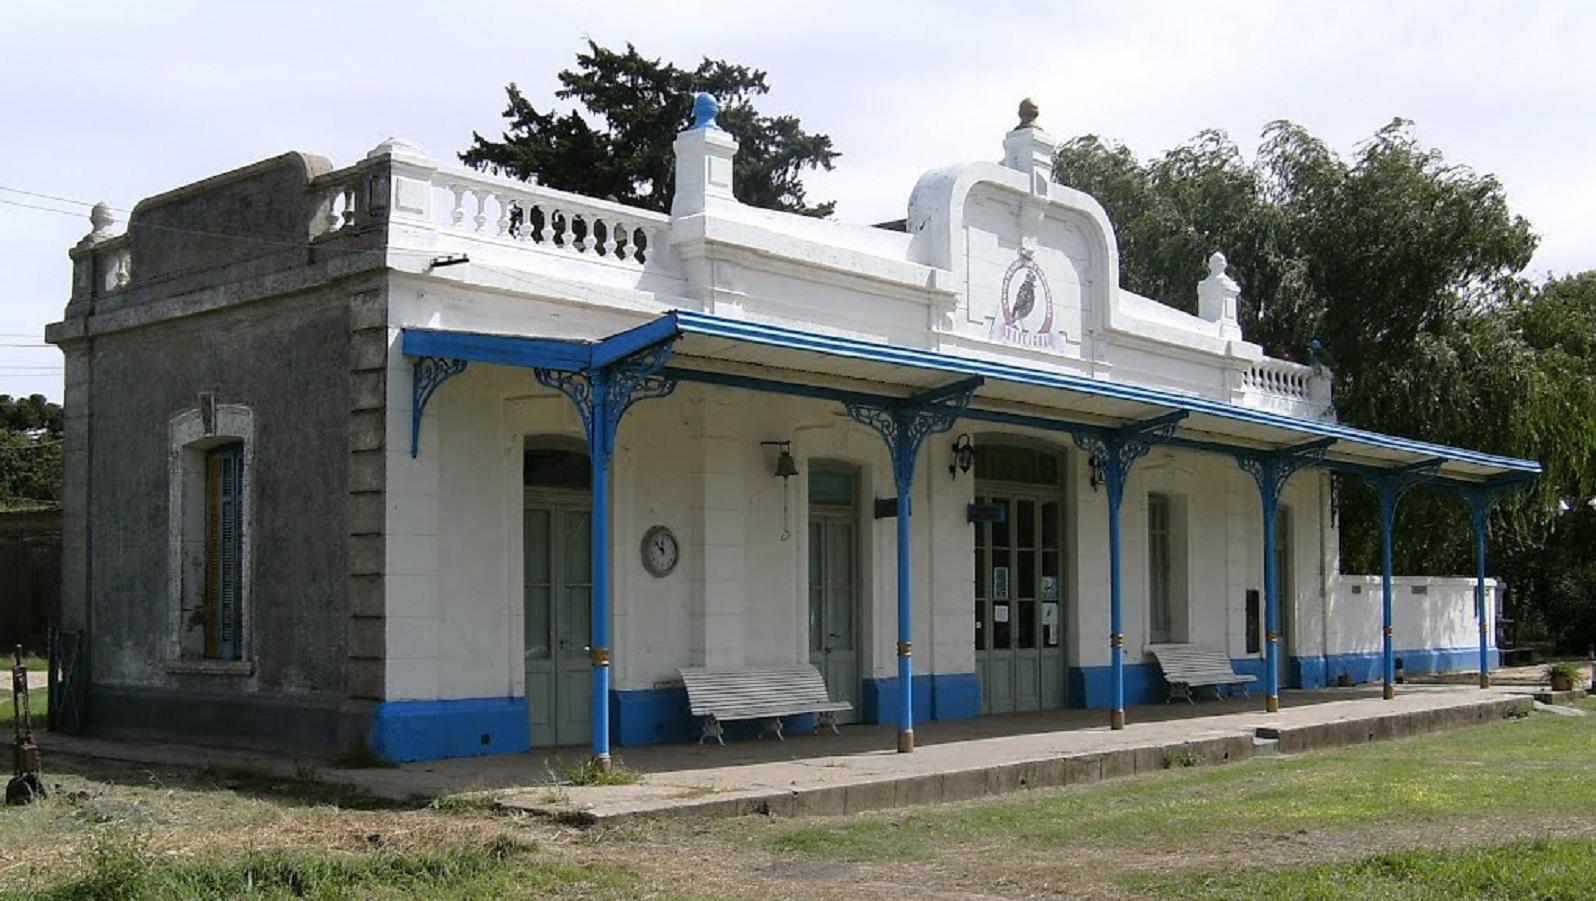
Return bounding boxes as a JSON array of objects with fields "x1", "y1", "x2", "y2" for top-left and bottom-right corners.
[
  {"x1": 765, "y1": 699, "x2": 1596, "y2": 866},
  {"x1": 1, "y1": 698, "x2": 1593, "y2": 900}
]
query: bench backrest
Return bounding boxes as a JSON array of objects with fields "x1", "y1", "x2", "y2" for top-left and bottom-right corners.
[
  {"x1": 1147, "y1": 643, "x2": 1241, "y2": 679},
  {"x1": 679, "y1": 665, "x2": 836, "y2": 715}
]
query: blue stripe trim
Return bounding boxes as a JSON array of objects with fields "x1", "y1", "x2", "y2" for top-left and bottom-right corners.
[
  {"x1": 369, "y1": 697, "x2": 530, "y2": 762},
  {"x1": 667, "y1": 310, "x2": 1538, "y2": 476}
]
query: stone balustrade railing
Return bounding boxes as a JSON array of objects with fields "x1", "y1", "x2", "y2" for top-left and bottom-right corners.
[
  {"x1": 309, "y1": 155, "x2": 672, "y2": 272},
  {"x1": 1242, "y1": 358, "x2": 1314, "y2": 400}
]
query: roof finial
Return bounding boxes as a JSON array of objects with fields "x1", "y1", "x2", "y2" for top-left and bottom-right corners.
[
  {"x1": 88, "y1": 202, "x2": 114, "y2": 240},
  {"x1": 1017, "y1": 98, "x2": 1040, "y2": 130},
  {"x1": 691, "y1": 92, "x2": 721, "y2": 130}
]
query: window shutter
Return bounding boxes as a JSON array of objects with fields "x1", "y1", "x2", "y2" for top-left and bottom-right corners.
[
  {"x1": 218, "y1": 444, "x2": 243, "y2": 660},
  {"x1": 203, "y1": 452, "x2": 223, "y2": 658}
]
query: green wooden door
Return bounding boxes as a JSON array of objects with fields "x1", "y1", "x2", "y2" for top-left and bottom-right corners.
[
  {"x1": 808, "y1": 514, "x2": 860, "y2": 723},
  {"x1": 524, "y1": 503, "x2": 593, "y2": 747}
]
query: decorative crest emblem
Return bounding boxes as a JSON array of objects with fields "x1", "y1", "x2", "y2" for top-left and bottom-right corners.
[{"x1": 991, "y1": 249, "x2": 1054, "y2": 348}]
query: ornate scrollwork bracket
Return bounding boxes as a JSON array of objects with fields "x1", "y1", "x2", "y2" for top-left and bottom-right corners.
[
  {"x1": 844, "y1": 378, "x2": 981, "y2": 497},
  {"x1": 1071, "y1": 411, "x2": 1187, "y2": 509},
  {"x1": 411, "y1": 356, "x2": 469, "y2": 457},
  {"x1": 534, "y1": 340, "x2": 677, "y2": 459}
]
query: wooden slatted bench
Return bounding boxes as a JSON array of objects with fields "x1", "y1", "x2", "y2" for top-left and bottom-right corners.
[
  {"x1": 1147, "y1": 643, "x2": 1256, "y2": 703},
  {"x1": 679, "y1": 665, "x2": 852, "y2": 745}
]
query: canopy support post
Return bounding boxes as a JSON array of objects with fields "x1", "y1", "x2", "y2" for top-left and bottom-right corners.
[
  {"x1": 1235, "y1": 439, "x2": 1333, "y2": 713},
  {"x1": 1358, "y1": 460, "x2": 1442, "y2": 700},
  {"x1": 845, "y1": 377, "x2": 981, "y2": 753},
  {"x1": 1456, "y1": 478, "x2": 1532, "y2": 689},
  {"x1": 536, "y1": 341, "x2": 676, "y2": 772},
  {"x1": 1073, "y1": 411, "x2": 1187, "y2": 729}
]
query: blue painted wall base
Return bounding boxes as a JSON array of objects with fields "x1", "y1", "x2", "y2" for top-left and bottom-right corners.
[
  {"x1": 370, "y1": 697, "x2": 530, "y2": 763},
  {"x1": 1289, "y1": 646, "x2": 1496, "y2": 688}
]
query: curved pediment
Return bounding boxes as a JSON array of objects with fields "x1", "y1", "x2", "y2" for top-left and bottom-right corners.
[{"x1": 906, "y1": 156, "x2": 1121, "y2": 361}]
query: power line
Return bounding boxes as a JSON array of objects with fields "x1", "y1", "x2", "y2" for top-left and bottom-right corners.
[{"x1": 0, "y1": 186, "x2": 127, "y2": 213}]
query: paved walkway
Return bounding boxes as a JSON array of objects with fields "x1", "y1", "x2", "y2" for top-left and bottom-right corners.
[{"x1": 39, "y1": 684, "x2": 1551, "y2": 823}]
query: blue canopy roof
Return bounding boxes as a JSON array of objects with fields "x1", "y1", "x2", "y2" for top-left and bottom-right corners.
[{"x1": 403, "y1": 310, "x2": 1539, "y2": 483}]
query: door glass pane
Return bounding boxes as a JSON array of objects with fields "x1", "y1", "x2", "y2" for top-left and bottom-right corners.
[
  {"x1": 565, "y1": 511, "x2": 591, "y2": 584},
  {"x1": 827, "y1": 523, "x2": 854, "y2": 651},
  {"x1": 525, "y1": 586, "x2": 551, "y2": 660},
  {"x1": 1017, "y1": 499, "x2": 1036, "y2": 548},
  {"x1": 563, "y1": 586, "x2": 591, "y2": 653},
  {"x1": 975, "y1": 600, "x2": 986, "y2": 649},
  {"x1": 1042, "y1": 501, "x2": 1060, "y2": 548},
  {"x1": 809, "y1": 521, "x2": 824, "y2": 654},
  {"x1": 524, "y1": 509, "x2": 551, "y2": 660},
  {"x1": 992, "y1": 497, "x2": 1010, "y2": 549},
  {"x1": 809, "y1": 469, "x2": 855, "y2": 506},
  {"x1": 524, "y1": 448, "x2": 590, "y2": 490},
  {"x1": 1018, "y1": 599, "x2": 1037, "y2": 649},
  {"x1": 1018, "y1": 549, "x2": 1036, "y2": 599}
]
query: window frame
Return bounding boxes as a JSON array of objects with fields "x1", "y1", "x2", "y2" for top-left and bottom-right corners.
[{"x1": 166, "y1": 403, "x2": 255, "y2": 674}]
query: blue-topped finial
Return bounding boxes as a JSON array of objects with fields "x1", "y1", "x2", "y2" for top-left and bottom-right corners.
[{"x1": 691, "y1": 92, "x2": 720, "y2": 130}]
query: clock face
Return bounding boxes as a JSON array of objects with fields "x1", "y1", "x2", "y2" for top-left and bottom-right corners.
[{"x1": 641, "y1": 525, "x2": 679, "y2": 577}]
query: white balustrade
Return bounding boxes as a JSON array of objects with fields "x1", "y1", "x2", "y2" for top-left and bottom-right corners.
[
  {"x1": 1241, "y1": 358, "x2": 1314, "y2": 401},
  {"x1": 428, "y1": 170, "x2": 666, "y2": 269},
  {"x1": 309, "y1": 159, "x2": 668, "y2": 272}
]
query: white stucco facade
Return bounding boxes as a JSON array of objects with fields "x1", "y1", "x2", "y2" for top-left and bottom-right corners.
[
  {"x1": 52, "y1": 100, "x2": 1523, "y2": 761},
  {"x1": 333, "y1": 103, "x2": 1506, "y2": 755}
]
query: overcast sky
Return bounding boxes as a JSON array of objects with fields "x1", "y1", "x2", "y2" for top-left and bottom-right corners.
[{"x1": 3, "y1": 1, "x2": 1592, "y2": 400}]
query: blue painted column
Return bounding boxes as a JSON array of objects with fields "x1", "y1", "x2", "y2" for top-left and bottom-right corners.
[
  {"x1": 1103, "y1": 457, "x2": 1127, "y2": 728},
  {"x1": 1378, "y1": 496, "x2": 1397, "y2": 700},
  {"x1": 1236, "y1": 442, "x2": 1330, "y2": 713},
  {"x1": 537, "y1": 342, "x2": 675, "y2": 771},
  {"x1": 1458, "y1": 479, "x2": 1527, "y2": 690},
  {"x1": 1074, "y1": 411, "x2": 1186, "y2": 730},
  {"x1": 1359, "y1": 461, "x2": 1440, "y2": 701},
  {"x1": 845, "y1": 378, "x2": 979, "y2": 753},
  {"x1": 588, "y1": 370, "x2": 614, "y2": 765},
  {"x1": 1470, "y1": 500, "x2": 1490, "y2": 689},
  {"x1": 894, "y1": 469, "x2": 915, "y2": 752}
]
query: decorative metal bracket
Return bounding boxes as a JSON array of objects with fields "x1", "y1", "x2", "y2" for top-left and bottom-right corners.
[
  {"x1": 844, "y1": 378, "x2": 981, "y2": 492},
  {"x1": 1235, "y1": 438, "x2": 1335, "y2": 515},
  {"x1": 1359, "y1": 458, "x2": 1445, "y2": 528},
  {"x1": 1071, "y1": 411, "x2": 1188, "y2": 508},
  {"x1": 534, "y1": 339, "x2": 676, "y2": 457},
  {"x1": 411, "y1": 356, "x2": 469, "y2": 457},
  {"x1": 1456, "y1": 476, "x2": 1533, "y2": 536}
]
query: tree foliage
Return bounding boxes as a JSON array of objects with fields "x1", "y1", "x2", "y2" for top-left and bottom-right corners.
[
  {"x1": 1056, "y1": 123, "x2": 1596, "y2": 648},
  {"x1": 0, "y1": 393, "x2": 63, "y2": 510},
  {"x1": 462, "y1": 41, "x2": 839, "y2": 216}
]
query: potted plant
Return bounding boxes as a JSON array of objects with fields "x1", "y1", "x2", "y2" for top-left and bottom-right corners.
[{"x1": 1546, "y1": 661, "x2": 1582, "y2": 692}]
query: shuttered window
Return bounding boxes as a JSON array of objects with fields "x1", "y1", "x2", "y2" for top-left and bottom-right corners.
[
  {"x1": 203, "y1": 442, "x2": 244, "y2": 660},
  {"x1": 1148, "y1": 493, "x2": 1172, "y2": 644}
]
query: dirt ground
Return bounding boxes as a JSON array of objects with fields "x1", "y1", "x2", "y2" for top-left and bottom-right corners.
[{"x1": 6, "y1": 747, "x2": 1596, "y2": 901}]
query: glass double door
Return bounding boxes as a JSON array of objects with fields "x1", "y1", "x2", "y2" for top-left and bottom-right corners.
[
  {"x1": 523, "y1": 501, "x2": 592, "y2": 747},
  {"x1": 974, "y1": 490, "x2": 1065, "y2": 714}
]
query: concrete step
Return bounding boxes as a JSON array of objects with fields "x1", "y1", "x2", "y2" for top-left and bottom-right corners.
[{"x1": 501, "y1": 694, "x2": 1534, "y2": 825}]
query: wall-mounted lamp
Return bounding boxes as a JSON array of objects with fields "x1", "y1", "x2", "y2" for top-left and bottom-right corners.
[
  {"x1": 949, "y1": 434, "x2": 975, "y2": 479},
  {"x1": 1088, "y1": 454, "x2": 1106, "y2": 493}
]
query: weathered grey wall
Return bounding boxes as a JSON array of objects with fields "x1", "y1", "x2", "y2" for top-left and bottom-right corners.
[{"x1": 81, "y1": 286, "x2": 358, "y2": 748}]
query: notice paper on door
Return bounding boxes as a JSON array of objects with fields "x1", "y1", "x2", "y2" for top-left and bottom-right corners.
[
  {"x1": 994, "y1": 603, "x2": 1010, "y2": 623},
  {"x1": 1042, "y1": 602, "x2": 1058, "y2": 646}
]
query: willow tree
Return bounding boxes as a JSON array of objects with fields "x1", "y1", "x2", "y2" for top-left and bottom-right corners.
[{"x1": 1056, "y1": 122, "x2": 1596, "y2": 647}]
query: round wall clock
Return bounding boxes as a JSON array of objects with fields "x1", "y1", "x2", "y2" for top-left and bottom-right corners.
[{"x1": 640, "y1": 525, "x2": 679, "y2": 577}]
